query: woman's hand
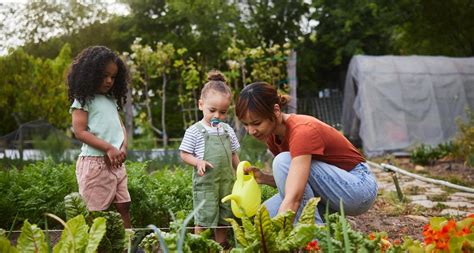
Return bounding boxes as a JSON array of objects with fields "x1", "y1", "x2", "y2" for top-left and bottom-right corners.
[
  {"x1": 243, "y1": 166, "x2": 263, "y2": 183},
  {"x1": 196, "y1": 160, "x2": 214, "y2": 176},
  {"x1": 244, "y1": 166, "x2": 276, "y2": 186}
]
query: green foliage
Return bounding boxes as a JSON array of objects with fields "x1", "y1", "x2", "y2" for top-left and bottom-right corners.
[
  {"x1": 226, "y1": 198, "x2": 322, "y2": 252},
  {"x1": 64, "y1": 193, "x2": 89, "y2": 221},
  {"x1": 238, "y1": 135, "x2": 270, "y2": 163},
  {"x1": 410, "y1": 144, "x2": 443, "y2": 166},
  {"x1": 302, "y1": 0, "x2": 402, "y2": 88},
  {"x1": 63, "y1": 192, "x2": 126, "y2": 253},
  {"x1": 90, "y1": 212, "x2": 126, "y2": 253},
  {"x1": 453, "y1": 109, "x2": 474, "y2": 167},
  {"x1": 0, "y1": 160, "x2": 77, "y2": 229},
  {"x1": 0, "y1": 44, "x2": 71, "y2": 135},
  {"x1": 32, "y1": 132, "x2": 73, "y2": 163},
  {"x1": 140, "y1": 207, "x2": 222, "y2": 253},
  {"x1": 0, "y1": 215, "x2": 107, "y2": 253},
  {"x1": 0, "y1": 161, "x2": 195, "y2": 231},
  {"x1": 126, "y1": 162, "x2": 193, "y2": 227},
  {"x1": 17, "y1": 219, "x2": 48, "y2": 252},
  {"x1": 393, "y1": 0, "x2": 474, "y2": 56}
]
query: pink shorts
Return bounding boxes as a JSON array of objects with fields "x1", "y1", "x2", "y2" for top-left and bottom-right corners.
[{"x1": 76, "y1": 156, "x2": 131, "y2": 211}]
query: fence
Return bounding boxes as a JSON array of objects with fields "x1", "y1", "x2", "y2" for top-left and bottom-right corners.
[{"x1": 297, "y1": 89, "x2": 343, "y2": 130}]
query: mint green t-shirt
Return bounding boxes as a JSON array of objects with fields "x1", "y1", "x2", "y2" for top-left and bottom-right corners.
[{"x1": 70, "y1": 95, "x2": 124, "y2": 156}]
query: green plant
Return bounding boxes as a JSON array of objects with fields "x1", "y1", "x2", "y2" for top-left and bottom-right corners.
[
  {"x1": 454, "y1": 109, "x2": 474, "y2": 167},
  {"x1": 64, "y1": 193, "x2": 126, "y2": 253},
  {"x1": 139, "y1": 201, "x2": 222, "y2": 252},
  {"x1": 410, "y1": 144, "x2": 443, "y2": 165},
  {"x1": 405, "y1": 215, "x2": 474, "y2": 252},
  {"x1": 0, "y1": 160, "x2": 77, "y2": 229},
  {"x1": 32, "y1": 132, "x2": 73, "y2": 163},
  {"x1": 0, "y1": 214, "x2": 106, "y2": 253},
  {"x1": 226, "y1": 198, "x2": 322, "y2": 252}
]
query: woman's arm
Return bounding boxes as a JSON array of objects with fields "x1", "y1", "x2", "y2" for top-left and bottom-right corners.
[
  {"x1": 72, "y1": 109, "x2": 124, "y2": 166},
  {"x1": 278, "y1": 154, "x2": 312, "y2": 214}
]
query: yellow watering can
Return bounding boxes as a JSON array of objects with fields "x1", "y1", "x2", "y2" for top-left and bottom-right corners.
[{"x1": 221, "y1": 161, "x2": 261, "y2": 218}]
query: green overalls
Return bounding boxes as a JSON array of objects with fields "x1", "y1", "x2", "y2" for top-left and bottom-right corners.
[{"x1": 193, "y1": 123, "x2": 234, "y2": 227}]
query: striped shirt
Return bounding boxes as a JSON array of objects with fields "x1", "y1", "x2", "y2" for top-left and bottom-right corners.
[{"x1": 179, "y1": 121, "x2": 240, "y2": 160}]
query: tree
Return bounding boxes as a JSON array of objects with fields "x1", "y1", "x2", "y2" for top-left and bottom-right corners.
[
  {"x1": 393, "y1": 0, "x2": 474, "y2": 56},
  {"x1": 129, "y1": 39, "x2": 176, "y2": 148},
  {"x1": 242, "y1": 0, "x2": 311, "y2": 47},
  {"x1": 299, "y1": 0, "x2": 402, "y2": 90},
  {"x1": 0, "y1": 44, "x2": 72, "y2": 135}
]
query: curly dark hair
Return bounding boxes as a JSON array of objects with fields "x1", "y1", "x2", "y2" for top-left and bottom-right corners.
[{"x1": 67, "y1": 46, "x2": 129, "y2": 110}]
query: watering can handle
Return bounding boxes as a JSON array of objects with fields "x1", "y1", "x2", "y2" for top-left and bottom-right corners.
[{"x1": 236, "y1": 161, "x2": 253, "y2": 180}]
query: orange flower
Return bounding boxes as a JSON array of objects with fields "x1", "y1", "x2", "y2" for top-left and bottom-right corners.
[
  {"x1": 393, "y1": 239, "x2": 401, "y2": 246},
  {"x1": 305, "y1": 240, "x2": 320, "y2": 252},
  {"x1": 368, "y1": 233, "x2": 375, "y2": 240}
]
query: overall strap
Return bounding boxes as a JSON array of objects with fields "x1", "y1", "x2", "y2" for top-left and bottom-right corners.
[{"x1": 194, "y1": 122, "x2": 209, "y2": 138}]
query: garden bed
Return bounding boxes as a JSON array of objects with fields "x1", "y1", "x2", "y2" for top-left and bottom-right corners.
[{"x1": 351, "y1": 156, "x2": 473, "y2": 242}]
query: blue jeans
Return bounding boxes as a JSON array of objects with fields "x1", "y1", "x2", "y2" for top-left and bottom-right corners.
[{"x1": 263, "y1": 152, "x2": 378, "y2": 224}]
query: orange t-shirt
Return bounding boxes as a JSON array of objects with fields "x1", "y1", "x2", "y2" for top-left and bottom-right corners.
[{"x1": 266, "y1": 114, "x2": 365, "y2": 171}]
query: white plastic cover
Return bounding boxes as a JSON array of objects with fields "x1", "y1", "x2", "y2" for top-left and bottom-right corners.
[{"x1": 342, "y1": 55, "x2": 474, "y2": 157}]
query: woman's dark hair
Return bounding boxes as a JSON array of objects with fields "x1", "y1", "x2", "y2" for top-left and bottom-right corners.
[
  {"x1": 67, "y1": 46, "x2": 129, "y2": 110},
  {"x1": 236, "y1": 82, "x2": 290, "y2": 121},
  {"x1": 200, "y1": 70, "x2": 231, "y2": 99}
]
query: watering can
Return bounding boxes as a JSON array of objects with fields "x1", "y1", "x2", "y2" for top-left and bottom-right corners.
[{"x1": 221, "y1": 161, "x2": 261, "y2": 218}]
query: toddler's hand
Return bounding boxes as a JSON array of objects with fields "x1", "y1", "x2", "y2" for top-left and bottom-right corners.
[{"x1": 196, "y1": 160, "x2": 214, "y2": 176}]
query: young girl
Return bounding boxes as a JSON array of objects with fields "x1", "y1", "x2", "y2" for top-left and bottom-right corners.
[
  {"x1": 68, "y1": 46, "x2": 131, "y2": 228},
  {"x1": 179, "y1": 70, "x2": 240, "y2": 247}
]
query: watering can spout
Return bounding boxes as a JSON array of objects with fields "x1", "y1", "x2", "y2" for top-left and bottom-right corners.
[{"x1": 221, "y1": 194, "x2": 241, "y2": 205}]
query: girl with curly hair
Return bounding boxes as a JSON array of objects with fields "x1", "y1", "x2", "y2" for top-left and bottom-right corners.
[{"x1": 68, "y1": 46, "x2": 131, "y2": 227}]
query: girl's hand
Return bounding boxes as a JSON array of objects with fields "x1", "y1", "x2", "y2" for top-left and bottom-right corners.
[
  {"x1": 196, "y1": 160, "x2": 214, "y2": 176},
  {"x1": 106, "y1": 147, "x2": 125, "y2": 168},
  {"x1": 119, "y1": 146, "x2": 127, "y2": 164}
]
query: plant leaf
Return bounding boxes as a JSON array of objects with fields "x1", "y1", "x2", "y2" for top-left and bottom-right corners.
[
  {"x1": 17, "y1": 220, "x2": 48, "y2": 253},
  {"x1": 272, "y1": 210, "x2": 295, "y2": 239},
  {"x1": 85, "y1": 217, "x2": 107, "y2": 253},
  {"x1": 283, "y1": 224, "x2": 319, "y2": 250},
  {"x1": 64, "y1": 192, "x2": 88, "y2": 220},
  {"x1": 254, "y1": 205, "x2": 276, "y2": 253},
  {"x1": 225, "y1": 218, "x2": 248, "y2": 246},
  {"x1": 241, "y1": 214, "x2": 257, "y2": 244},
  {"x1": 0, "y1": 236, "x2": 19, "y2": 253},
  {"x1": 297, "y1": 197, "x2": 320, "y2": 225}
]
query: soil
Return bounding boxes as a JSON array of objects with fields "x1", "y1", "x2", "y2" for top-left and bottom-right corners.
[{"x1": 348, "y1": 157, "x2": 473, "y2": 242}]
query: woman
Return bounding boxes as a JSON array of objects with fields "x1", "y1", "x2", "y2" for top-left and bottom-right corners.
[{"x1": 236, "y1": 82, "x2": 378, "y2": 223}]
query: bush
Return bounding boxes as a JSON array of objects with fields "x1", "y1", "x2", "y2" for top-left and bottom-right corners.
[
  {"x1": 0, "y1": 159, "x2": 77, "y2": 229},
  {"x1": 453, "y1": 109, "x2": 474, "y2": 167}
]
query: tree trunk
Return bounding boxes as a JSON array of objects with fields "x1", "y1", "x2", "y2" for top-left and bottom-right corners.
[
  {"x1": 144, "y1": 70, "x2": 162, "y2": 136},
  {"x1": 125, "y1": 84, "x2": 133, "y2": 143},
  {"x1": 161, "y1": 72, "x2": 168, "y2": 148},
  {"x1": 286, "y1": 50, "x2": 297, "y2": 113}
]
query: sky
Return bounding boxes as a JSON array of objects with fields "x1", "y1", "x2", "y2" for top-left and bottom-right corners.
[{"x1": 0, "y1": 0, "x2": 130, "y2": 55}]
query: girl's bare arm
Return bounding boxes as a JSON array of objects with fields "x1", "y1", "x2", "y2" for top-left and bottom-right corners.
[{"x1": 72, "y1": 109, "x2": 124, "y2": 166}]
